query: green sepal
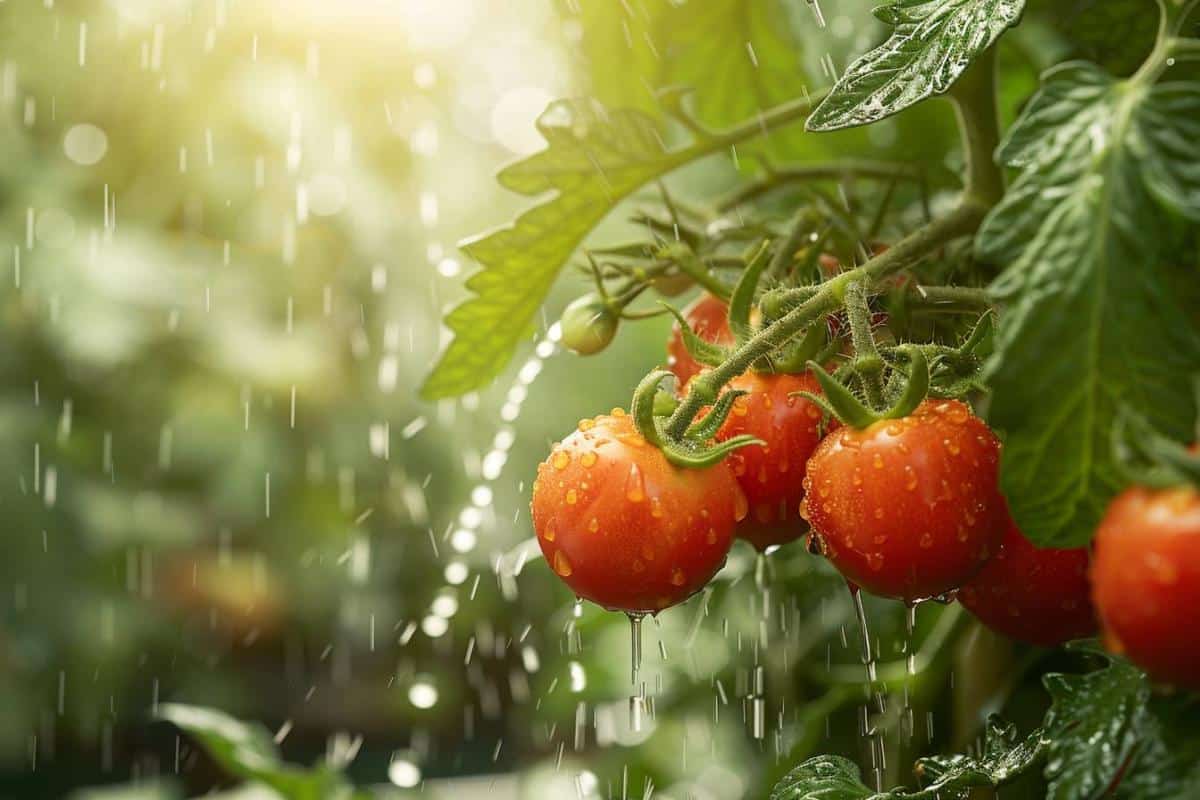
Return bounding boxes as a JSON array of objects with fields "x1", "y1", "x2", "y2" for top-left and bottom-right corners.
[
  {"x1": 763, "y1": 321, "x2": 826, "y2": 374},
  {"x1": 881, "y1": 346, "x2": 930, "y2": 420},
  {"x1": 728, "y1": 240, "x2": 772, "y2": 345},
  {"x1": 652, "y1": 390, "x2": 679, "y2": 417},
  {"x1": 661, "y1": 434, "x2": 764, "y2": 469},
  {"x1": 685, "y1": 389, "x2": 748, "y2": 441},
  {"x1": 806, "y1": 360, "x2": 881, "y2": 429},
  {"x1": 631, "y1": 370, "x2": 672, "y2": 448},
  {"x1": 661, "y1": 303, "x2": 731, "y2": 368},
  {"x1": 958, "y1": 310, "x2": 995, "y2": 358}
]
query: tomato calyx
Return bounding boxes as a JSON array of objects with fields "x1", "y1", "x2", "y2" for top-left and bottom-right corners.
[
  {"x1": 800, "y1": 346, "x2": 930, "y2": 429},
  {"x1": 630, "y1": 369, "x2": 763, "y2": 469}
]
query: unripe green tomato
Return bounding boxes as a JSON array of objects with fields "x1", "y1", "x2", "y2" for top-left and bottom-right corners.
[{"x1": 559, "y1": 294, "x2": 618, "y2": 355}]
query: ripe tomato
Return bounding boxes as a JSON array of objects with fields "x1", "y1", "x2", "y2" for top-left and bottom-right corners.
[
  {"x1": 801, "y1": 400, "x2": 1007, "y2": 602},
  {"x1": 1092, "y1": 485, "x2": 1200, "y2": 689},
  {"x1": 713, "y1": 370, "x2": 834, "y2": 551},
  {"x1": 666, "y1": 294, "x2": 733, "y2": 385},
  {"x1": 531, "y1": 410, "x2": 745, "y2": 613},
  {"x1": 959, "y1": 515, "x2": 1096, "y2": 646}
]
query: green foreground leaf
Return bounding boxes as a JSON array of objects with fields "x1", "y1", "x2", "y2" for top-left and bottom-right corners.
[
  {"x1": 806, "y1": 0, "x2": 1025, "y2": 131},
  {"x1": 421, "y1": 99, "x2": 675, "y2": 399},
  {"x1": 977, "y1": 61, "x2": 1200, "y2": 547}
]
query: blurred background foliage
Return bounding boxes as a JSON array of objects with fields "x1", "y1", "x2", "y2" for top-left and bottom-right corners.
[{"x1": 0, "y1": 0, "x2": 1169, "y2": 798}]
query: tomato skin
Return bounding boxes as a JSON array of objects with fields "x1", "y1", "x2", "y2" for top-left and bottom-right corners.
[
  {"x1": 715, "y1": 371, "x2": 834, "y2": 551},
  {"x1": 801, "y1": 400, "x2": 1007, "y2": 602},
  {"x1": 667, "y1": 294, "x2": 733, "y2": 385},
  {"x1": 959, "y1": 516, "x2": 1096, "y2": 646},
  {"x1": 1092, "y1": 485, "x2": 1200, "y2": 689},
  {"x1": 531, "y1": 411, "x2": 743, "y2": 613}
]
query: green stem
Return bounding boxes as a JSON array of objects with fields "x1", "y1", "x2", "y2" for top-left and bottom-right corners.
[
  {"x1": 948, "y1": 46, "x2": 1005, "y2": 208},
  {"x1": 672, "y1": 248, "x2": 733, "y2": 300},
  {"x1": 720, "y1": 159, "x2": 932, "y2": 209},
  {"x1": 1137, "y1": 0, "x2": 1200, "y2": 84},
  {"x1": 909, "y1": 285, "x2": 993, "y2": 309},
  {"x1": 845, "y1": 280, "x2": 886, "y2": 408}
]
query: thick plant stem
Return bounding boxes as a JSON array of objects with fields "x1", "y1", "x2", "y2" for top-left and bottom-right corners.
[
  {"x1": 949, "y1": 46, "x2": 1004, "y2": 208},
  {"x1": 845, "y1": 281, "x2": 886, "y2": 408}
]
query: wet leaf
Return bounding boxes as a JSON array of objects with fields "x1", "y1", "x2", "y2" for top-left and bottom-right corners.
[
  {"x1": 156, "y1": 704, "x2": 352, "y2": 800},
  {"x1": 977, "y1": 62, "x2": 1200, "y2": 547},
  {"x1": 769, "y1": 755, "x2": 876, "y2": 800},
  {"x1": 806, "y1": 0, "x2": 1025, "y2": 131},
  {"x1": 915, "y1": 717, "x2": 1046, "y2": 797},
  {"x1": 1041, "y1": 643, "x2": 1151, "y2": 800}
]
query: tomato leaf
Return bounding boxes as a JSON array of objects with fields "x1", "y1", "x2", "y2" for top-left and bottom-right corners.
[
  {"x1": 769, "y1": 755, "x2": 876, "y2": 800},
  {"x1": 1040, "y1": 643, "x2": 1151, "y2": 800},
  {"x1": 806, "y1": 0, "x2": 1025, "y2": 132},
  {"x1": 562, "y1": 0, "x2": 806, "y2": 128},
  {"x1": 156, "y1": 703, "x2": 352, "y2": 799},
  {"x1": 977, "y1": 63, "x2": 1200, "y2": 547},
  {"x1": 421, "y1": 99, "x2": 676, "y2": 399},
  {"x1": 915, "y1": 717, "x2": 1046, "y2": 795}
]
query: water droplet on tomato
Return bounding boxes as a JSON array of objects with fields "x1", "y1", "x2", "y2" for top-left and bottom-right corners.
[
  {"x1": 566, "y1": 488, "x2": 578, "y2": 505},
  {"x1": 867, "y1": 552, "x2": 884, "y2": 571},
  {"x1": 580, "y1": 451, "x2": 598, "y2": 468},
  {"x1": 553, "y1": 551, "x2": 574, "y2": 577},
  {"x1": 943, "y1": 438, "x2": 960, "y2": 456},
  {"x1": 587, "y1": 517, "x2": 599, "y2": 533},
  {"x1": 552, "y1": 451, "x2": 571, "y2": 470},
  {"x1": 625, "y1": 464, "x2": 646, "y2": 502},
  {"x1": 919, "y1": 532, "x2": 933, "y2": 549},
  {"x1": 670, "y1": 568, "x2": 687, "y2": 586},
  {"x1": 872, "y1": 454, "x2": 884, "y2": 469},
  {"x1": 544, "y1": 527, "x2": 556, "y2": 542},
  {"x1": 734, "y1": 488, "x2": 749, "y2": 522}
]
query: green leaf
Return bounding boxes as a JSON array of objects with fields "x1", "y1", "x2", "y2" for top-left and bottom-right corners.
[
  {"x1": 769, "y1": 755, "x2": 875, "y2": 800},
  {"x1": 421, "y1": 99, "x2": 676, "y2": 399},
  {"x1": 657, "y1": 0, "x2": 805, "y2": 128},
  {"x1": 978, "y1": 62, "x2": 1200, "y2": 547},
  {"x1": 914, "y1": 717, "x2": 1047, "y2": 799},
  {"x1": 1115, "y1": 697, "x2": 1200, "y2": 800},
  {"x1": 806, "y1": 0, "x2": 1026, "y2": 131},
  {"x1": 156, "y1": 704, "x2": 351, "y2": 800},
  {"x1": 1040, "y1": 643, "x2": 1151, "y2": 800},
  {"x1": 562, "y1": 0, "x2": 806, "y2": 128}
]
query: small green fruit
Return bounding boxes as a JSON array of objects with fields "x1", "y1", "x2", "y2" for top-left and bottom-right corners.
[{"x1": 560, "y1": 294, "x2": 619, "y2": 355}]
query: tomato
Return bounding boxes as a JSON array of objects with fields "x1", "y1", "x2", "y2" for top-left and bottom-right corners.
[
  {"x1": 713, "y1": 370, "x2": 835, "y2": 551},
  {"x1": 1092, "y1": 485, "x2": 1200, "y2": 689},
  {"x1": 666, "y1": 294, "x2": 733, "y2": 385},
  {"x1": 959, "y1": 515, "x2": 1096, "y2": 646},
  {"x1": 531, "y1": 409, "x2": 745, "y2": 613},
  {"x1": 801, "y1": 400, "x2": 1007, "y2": 602},
  {"x1": 560, "y1": 294, "x2": 618, "y2": 355}
]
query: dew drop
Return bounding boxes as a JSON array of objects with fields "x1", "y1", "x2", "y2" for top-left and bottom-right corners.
[{"x1": 553, "y1": 551, "x2": 574, "y2": 577}]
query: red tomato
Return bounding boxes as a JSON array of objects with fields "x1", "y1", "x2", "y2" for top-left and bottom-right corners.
[
  {"x1": 531, "y1": 410, "x2": 745, "y2": 613},
  {"x1": 714, "y1": 370, "x2": 835, "y2": 551},
  {"x1": 1092, "y1": 485, "x2": 1200, "y2": 689},
  {"x1": 666, "y1": 294, "x2": 733, "y2": 385},
  {"x1": 959, "y1": 515, "x2": 1096, "y2": 646},
  {"x1": 801, "y1": 400, "x2": 1007, "y2": 602}
]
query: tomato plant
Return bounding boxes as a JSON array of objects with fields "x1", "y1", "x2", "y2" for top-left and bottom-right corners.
[{"x1": 418, "y1": 0, "x2": 1200, "y2": 798}]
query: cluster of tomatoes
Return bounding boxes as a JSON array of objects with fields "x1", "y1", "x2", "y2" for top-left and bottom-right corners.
[{"x1": 533, "y1": 294, "x2": 1200, "y2": 690}]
